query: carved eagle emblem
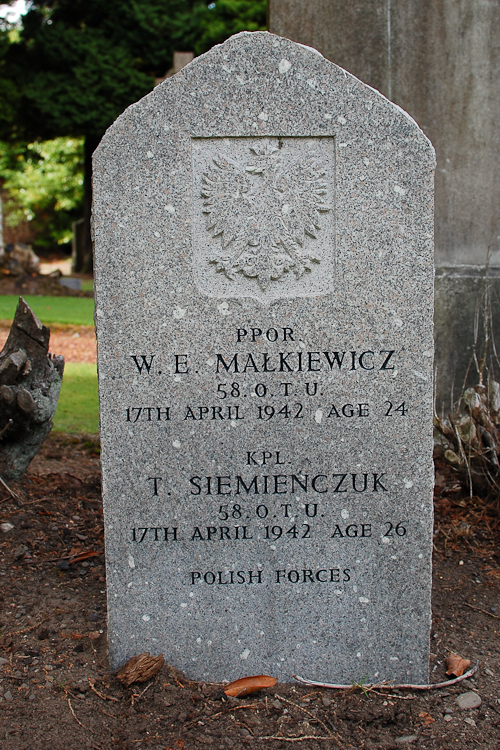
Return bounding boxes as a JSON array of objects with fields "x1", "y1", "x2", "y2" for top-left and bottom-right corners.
[{"x1": 201, "y1": 143, "x2": 330, "y2": 290}]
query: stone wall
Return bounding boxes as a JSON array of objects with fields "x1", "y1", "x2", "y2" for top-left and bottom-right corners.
[{"x1": 269, "y1": 0, "x2": 500, "y2": 405}]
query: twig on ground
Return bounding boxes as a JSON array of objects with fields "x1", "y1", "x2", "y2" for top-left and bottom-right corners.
[
  {"x1": 99, "y1": 708, "x2": 118, "y2": 719},
  {"x1": 0, "y1": 419, "x2": 13, "y2": 440},
  {"x1": 259, "y1": 736, "x2": 334, "y2": 743},
  {"x1": 168, "y1": 665, "x2": 186, "y2": 688},
  {"x1": 0, "y1": 474, "x2": 23, "y2": 503},
  {"x1": 274, "y1": 694, "x2": 334, "y2": 740},
  {"x1": 68, "y1": 697, "x2": 89, "y2": 730},
  {"x1": 186, "y1": 702, "x2": 260, "y2": 729},
  {"x1": 88, "y1": 678, "x2": 119, "y2": 702},
  {"x1": 463, "y1": 601, "x2": 500, "y2": 619},
  {"x1": 54, "y1": 471, "x2": 84, "y2": 483},
  {"x1": 130, "y1": 681, "x2": 153, "y2": 705},
  {"x1": 294, "y1": 662, "x2": 479, "y2": 690},
  {"x1": 234, "y1": 720, "x2": 254, "y2": 735},
  {"x1": 4, "y1": 615, "x2": 45, "y2": 638},
  {"x1": 368, "y1": 690, "x2": 415, "y2": 700},
  {"x1": 88, "y1": 635, "x2": 107, "y2": 669}
]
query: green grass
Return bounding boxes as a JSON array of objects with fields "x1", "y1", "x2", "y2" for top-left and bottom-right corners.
[
  {"x1": 0, "y1": 295, "x2": 94, "y2": 327},
  {"x1": 80, "y1": 279, "x2": 94, "y2": 291},
  {"x1": 53, "y1": 362, "x2": 99, "y2": 434}
]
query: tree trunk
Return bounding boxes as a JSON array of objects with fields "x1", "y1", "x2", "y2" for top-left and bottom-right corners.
[
  {"x1": 74, "y1": 135, "x2": 100, "y2": 273},
  {"x1": 0, "y1": 298, "x2": 64, "y2": 481}
]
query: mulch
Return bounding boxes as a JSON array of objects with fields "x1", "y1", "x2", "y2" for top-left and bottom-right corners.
[
  {"x1": 0, "y1": 323, "x2": 96, "y2": 365},
  {"x1": 0, "y1": 434, "x2": 499, "y2": 750}
]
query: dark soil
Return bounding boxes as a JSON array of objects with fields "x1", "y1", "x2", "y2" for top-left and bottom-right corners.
[
  {"x1": 1, "y1": 434, "x2": 499, "y2": 750},
  {"x1": 0, "y1": 272, "x2": 93, "y2": 298}
]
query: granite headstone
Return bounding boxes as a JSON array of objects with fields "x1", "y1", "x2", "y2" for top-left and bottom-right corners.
[{"x1": 93, "y1": 31, "x2": 435, "y2": 683}]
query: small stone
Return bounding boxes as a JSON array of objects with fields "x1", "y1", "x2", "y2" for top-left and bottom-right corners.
[
  {"x1": 0, "y1": 658, "x2": 8, "y2": 667},
  {"x1": 28, "y1": 694, "x2": 36, "y2": 700},
  {"x1": 464, "y1": 717, "x2": 476, "y2": 726},
  {"x1": 394, "y1": 736, "x2": 418, "y2": 745},
  {"x1": 321, "y1": 696, "x2": 331, "y2": 707},
  {"x1": 88, "y1": 611, "x2": 100, "y2": 622},
  {"x1": 77, "y1": 693, "x2": 86, "y2": 700},
  {"x1": 1, "y1": 522, "x2": 14, "y2": 533},
  {"x1": 13, "y1": 545, "x2": 28, "y2": 561},
  {"x1": 37, "y1": 627, "x2": 50, "y2": 640},
  {"x1": 444, "y1": 707, "x2": 453, "y2": 714},
  {"x1": 456, "y1": 692, "x2": 482, "y2": 710},
  {"x1": 4, "y1": 691, "x2": 13, "y2": 701},
  {"x1": 57, "y1": 560, "x2": 70, "y2": 572},
  {"x1": 484, "y1": 667, "x2": 494, "y2": 676},
  {"x1": 444, "y1": 715, "x2": 453, "y2": 722},
  {"x1": 272, "y1": 699, "x2": 282, "y2": 710}
]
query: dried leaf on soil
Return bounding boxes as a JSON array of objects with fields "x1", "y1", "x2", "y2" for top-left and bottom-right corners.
[
  {"x1": 116, "y1": 652, "x2": 165, "y2": 687},
  {"x1": 224, "y1": 674, "x2": 277, "y2": 698},
  {"x1": 445, "y1": 653, "x2": 471, "y2": 677},
  {"x1": 419, "y1": 711, "x2": 435, "y2": 724}
]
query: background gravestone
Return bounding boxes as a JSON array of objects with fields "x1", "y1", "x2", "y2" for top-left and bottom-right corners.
[
  {"x1": 269, "y1": 0, "x2": 500, "y2": 409},
  {"x1": 93, "y1": 31, "x2": 435, "y2": 683}
]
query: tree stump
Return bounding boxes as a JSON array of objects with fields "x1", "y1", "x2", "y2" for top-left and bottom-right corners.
[{"x1": 0, "y1": 297, "x2": 64, "y2": 481}]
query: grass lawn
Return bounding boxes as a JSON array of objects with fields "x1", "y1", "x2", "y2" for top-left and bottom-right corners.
[
  {"x1": 0, "y1": 294, "x2": 94, "y2": 327},
  {"x1": 53, "y1": 362, "x2": 99, "y2": 434},
  {"x1": 0, "y1": 294, "x2": 98, "y2": 433}
]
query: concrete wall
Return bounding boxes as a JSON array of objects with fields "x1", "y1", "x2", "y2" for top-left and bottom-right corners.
[{"x1": 269, "y1": 0, "x2": 500, "y2": 406}]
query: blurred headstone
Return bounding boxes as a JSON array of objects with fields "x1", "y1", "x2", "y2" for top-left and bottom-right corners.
[
  {"x1": 58, "y1": 278, "x2": 82, "y2": 291},
  {"x1": 155, "y1": 51, "x2": 194, "y2": 86},
  {"x1": 0, "y1": 243, "x2": 40, "y2": 276},
  {"x1": 71, "y1": 218, "x2": 86, "y2": 273},
  {"x1": 0, "y1": 194, "x2": 4, "y2": 258},
  {"x1": 268, "y1": 0, "x2": 500, "y2": 407}
]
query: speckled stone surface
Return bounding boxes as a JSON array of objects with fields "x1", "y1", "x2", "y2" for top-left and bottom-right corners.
[{"x1": 93, "y1": 31, "x2": 435, "y2": 683}]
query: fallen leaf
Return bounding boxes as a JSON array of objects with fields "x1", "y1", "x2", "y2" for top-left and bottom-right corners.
[
  {"x1": 445, "y1": 653, "x2": 471, "y2": 677},
  {"x1": 116, "y1": 652, "x2": 165, "y2": 687},
  {"x1": 224, "y1": 674, "x2": 277, "y2": 698},
  {"x1": 418, "y1": 711, "x2": 435, "y2": 724}
]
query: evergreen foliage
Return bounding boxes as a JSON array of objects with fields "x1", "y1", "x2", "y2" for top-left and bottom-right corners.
[
  {"x1": 1, "y1": 0, "x2": 267, "y2": 142},
  {"x1": 0, "y1": 0, "x2": 267, "y2": 261},
  {"x1": 0, "y1": 137, "x2": 84, "y2": 249}
]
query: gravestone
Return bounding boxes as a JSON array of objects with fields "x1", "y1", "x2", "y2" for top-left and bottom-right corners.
[
  {"x1": 269, "y1": 0, "x2": 500, "y2": 410},
  {"x1": 93, "y1": 31, "x2": 435, "y2": 684}
]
